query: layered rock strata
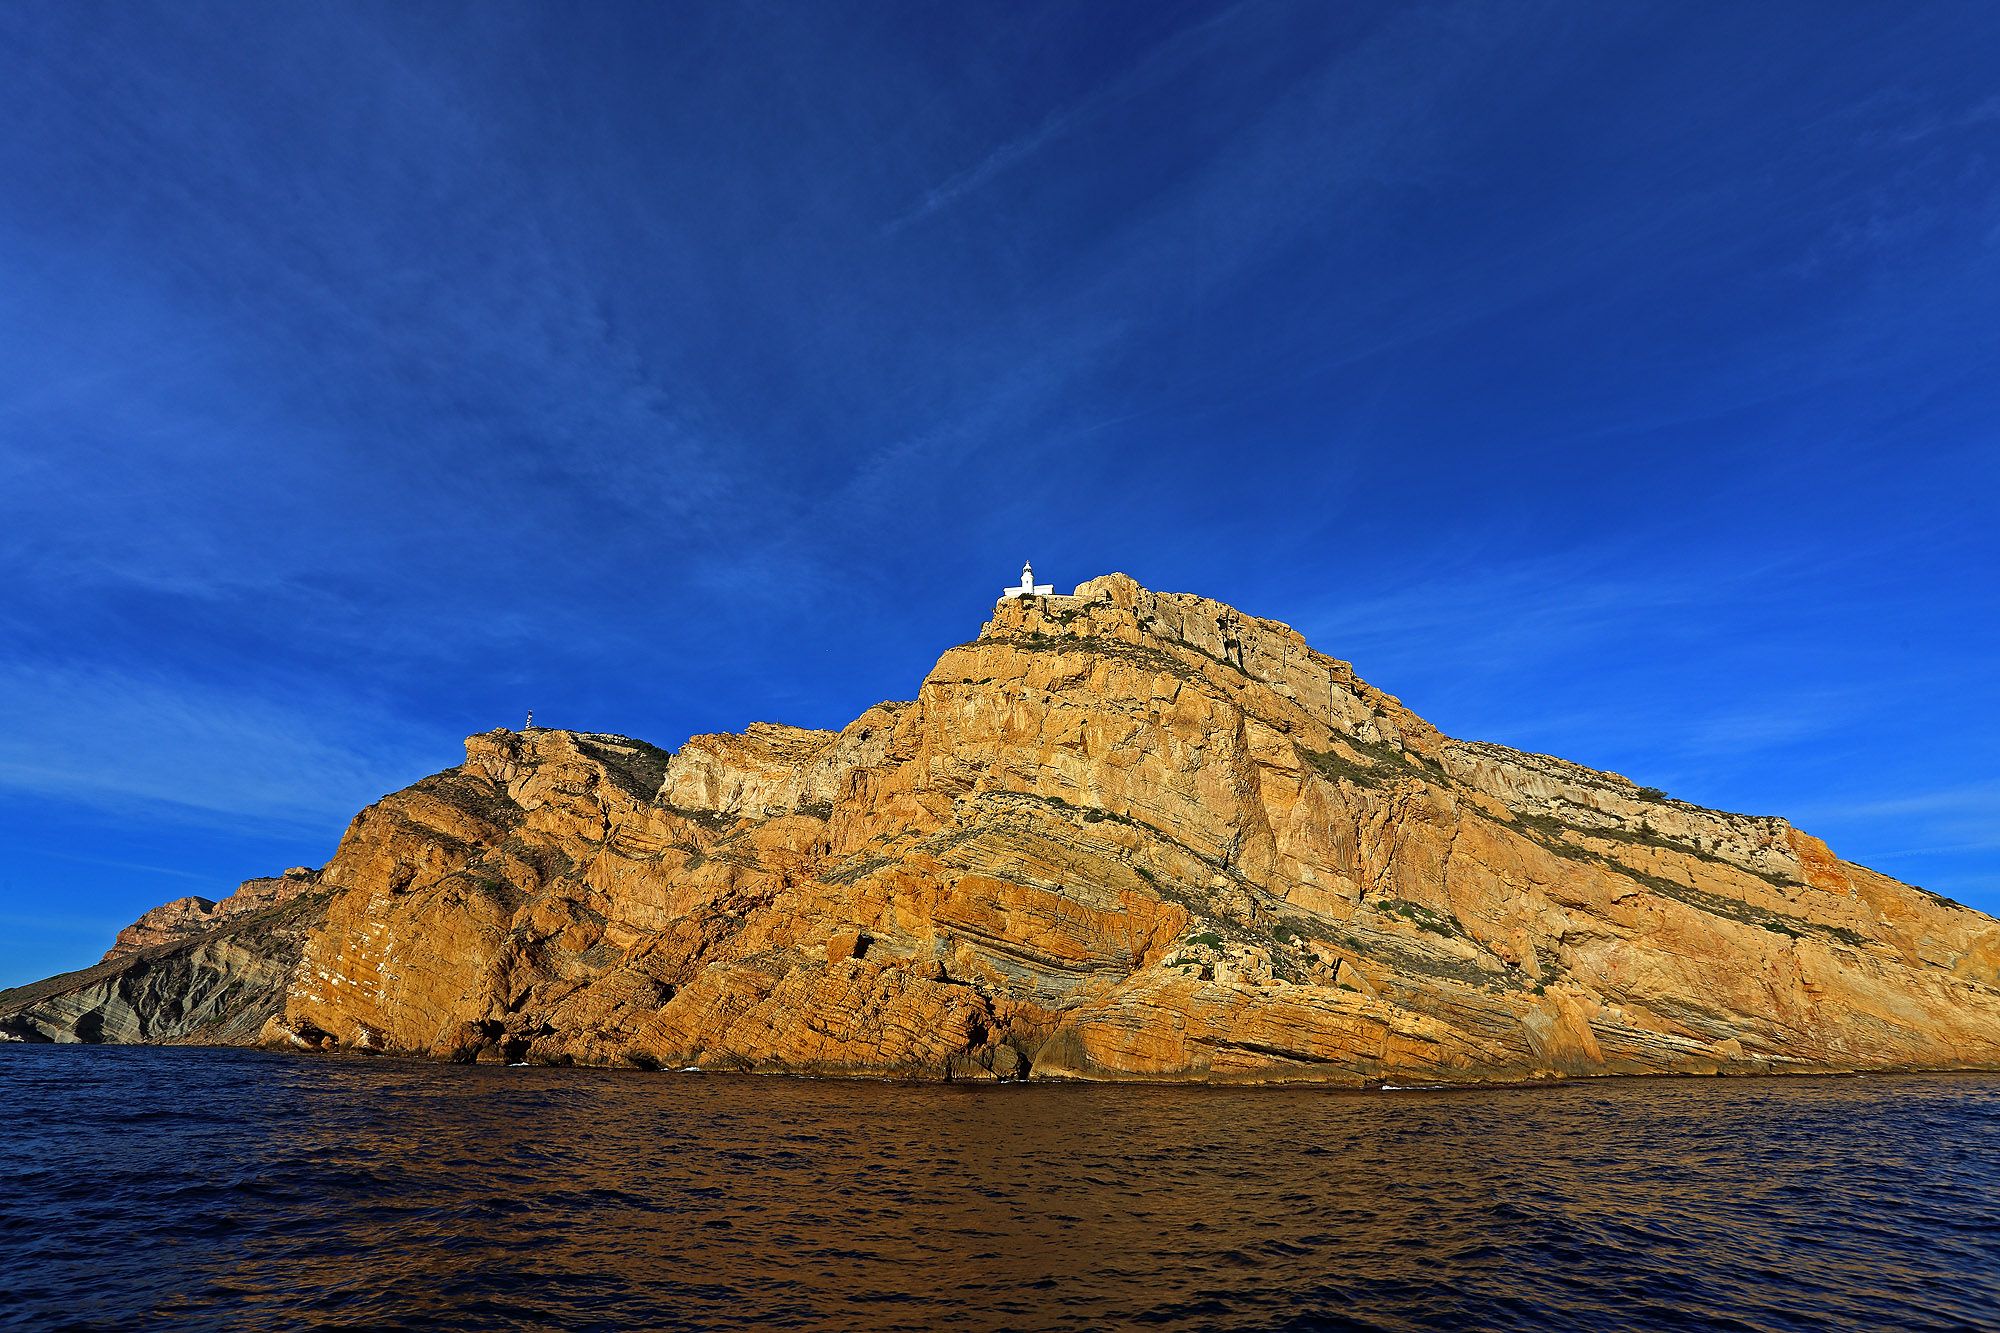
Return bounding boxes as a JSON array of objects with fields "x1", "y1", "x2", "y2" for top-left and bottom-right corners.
[
  {"x1": 3, "y1": 891, "x2": 327, "y2": 1046},
  {"x1": 101, "y1": 867, "x2": 321, "y2": 961},
  {"x1": 6, "y1": 574, "x2": 1998, "y2": 1082}
]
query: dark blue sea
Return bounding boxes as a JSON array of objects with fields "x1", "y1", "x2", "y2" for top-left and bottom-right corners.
[{"x1": 1, "y1": 1047, "x2": 1996, "y2": 1331}]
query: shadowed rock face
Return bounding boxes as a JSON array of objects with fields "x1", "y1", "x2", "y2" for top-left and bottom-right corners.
[
  {"x1": 2, "y1": 891, "x2": 328, "y2": 1046},
  {"x1": 8, "y1": 574, "x2": 2000, "y2": 1081}
]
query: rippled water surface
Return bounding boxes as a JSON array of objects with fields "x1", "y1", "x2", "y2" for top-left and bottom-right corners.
[{"x1": 3, "y1": 1048, "x2": 1997, "y2": 1330}]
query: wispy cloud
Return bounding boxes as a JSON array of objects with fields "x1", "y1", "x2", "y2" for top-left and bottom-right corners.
[
  {"x1": 35, "y1": 849, "x2": 219, "y2": 883},
  {"x1": 0, "y1": 0, "x2": 1993, "y2": 931},
  {"x1": 0, "y1": 662, "x2": 449, "y2": 833},
  {"x1": 1795, "y1": 782, "x2": 2000, "y2": 828},
  {"x1": 0, "y1": 912, "x2": 126, "y2": 939},
  {"x1": 1789, "y1": 783, "x2": 2000, "y2": 878},
  {"x1": 885, "y1": 111, "x2": 1076, "y2": 236},
  {"x1": 883, "y1": 1, "x2": 1255, "y2": 233},
  {"x1": 1293, "y1": 552, "x2": 1721, "y2": 677}
]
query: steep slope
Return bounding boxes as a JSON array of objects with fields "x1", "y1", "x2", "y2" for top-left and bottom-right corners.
[
  {"x1": 100, "y1": 867, "x2": 322, "y2": 961},
  {"x1": 1, "y1": 890, "x2": 328, "y2": 1045},
  {"x1": 8, "y1": 574, "x2": 1999, "y2": 1082}
]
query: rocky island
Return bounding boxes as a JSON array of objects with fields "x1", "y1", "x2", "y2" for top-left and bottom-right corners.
[{"x1": 5, "y1": 573, "x2": 1998, "y2": 1083}]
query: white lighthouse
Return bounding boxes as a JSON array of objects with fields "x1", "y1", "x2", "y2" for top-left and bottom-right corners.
[{"x1": 1001, "y1": 560, "x2": 1055, "y2": 599}]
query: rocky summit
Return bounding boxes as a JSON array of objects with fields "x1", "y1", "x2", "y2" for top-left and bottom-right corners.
[{"x1": 6, "y1": 574, "x2": 1999, "y2": 1083}]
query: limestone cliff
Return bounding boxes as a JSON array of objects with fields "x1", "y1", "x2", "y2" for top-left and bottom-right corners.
[
  {"x1": 7, "y1": 574, "x2": 1999, "y2": 1082},
  {"x1": 100, "y1": 866, "x2": 321, "y2": 961}
]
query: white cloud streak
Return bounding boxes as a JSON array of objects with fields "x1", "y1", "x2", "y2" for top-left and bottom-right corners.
[{"x1": 0, "y1": 662, "x2": 450, "y2": 833}]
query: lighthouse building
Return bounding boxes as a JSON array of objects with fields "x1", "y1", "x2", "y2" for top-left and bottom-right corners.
[{"x1": 1001, "y1": 561, "x2": 1055, "y2": 599}]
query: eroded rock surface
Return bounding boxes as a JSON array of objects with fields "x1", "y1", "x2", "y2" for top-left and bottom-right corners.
[
  {"x1": 3, "y1": 891, "x2": 328, "y2": 1045},
  {"x1": 9, "y1": 574, "x2": 1999, "y2": 1082},
  {"x1": 102, "y1": 867, "x2": 322, "y2": 961}
]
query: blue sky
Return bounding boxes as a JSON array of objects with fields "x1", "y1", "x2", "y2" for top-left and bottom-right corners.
[{"x1": 2, "y1": 2, "x2": 1996, "y2": 986}]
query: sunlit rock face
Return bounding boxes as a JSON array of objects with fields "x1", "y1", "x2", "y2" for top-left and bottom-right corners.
[
  {"x1": 100, "y1": 867, "x2": 322, "y2": 962},
  {"x1": 10, "y1": 573, "x2": 2000, "y2": 1082}
]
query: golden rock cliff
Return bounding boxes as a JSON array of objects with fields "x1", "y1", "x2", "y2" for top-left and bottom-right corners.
[{"x1": 8, "y1": 573, "x2": 2000, "y2": 1082}]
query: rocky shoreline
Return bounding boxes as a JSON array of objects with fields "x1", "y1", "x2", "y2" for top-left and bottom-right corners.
[{"x1": 7, "y1": 574, "x2": 1999, "y2": 1082}]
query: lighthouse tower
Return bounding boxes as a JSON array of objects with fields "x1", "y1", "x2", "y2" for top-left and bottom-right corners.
[{"x1": 1001, "y1": 560, "x2": 1055, "y2": 599}]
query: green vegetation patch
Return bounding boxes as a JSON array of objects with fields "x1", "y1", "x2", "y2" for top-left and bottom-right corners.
[
  {"x1": 572, "y1": 735, "x2": 672, "y2": 800},
  {"x1": 1038, "y1": 602, "x2": 1094, "y2": 626},
  {"x1": 1915, "y1": 884, "x2": 1967, "y2": 911},
  {"x1": 822, "y1": 854, "x2": 897, "y2": 885},
  {"x1": 1576, "y1": 819, "x2": 1796, "y2": 890},
  {"x1": 1509, "y1": 809, "x2": 1796, "y2": 889},
  {"x1": 1009, "y1": 632, "x2": 1207, "y2": 682},
  {"x1": 1301, "y1": 745, "x2": 1390, "y2": 789},
  {"x1": 1299, "y1": 731, "x2": 1447, "y2": 794},
  {"x1": 662, "y1": 803, "x2": 736, "y2": 833},
  {"x1": 1377, "y1": 898, "x2": 1467, "y2": 939},
  {"x1": 1630, "y1": 865, "x2": 1853, "y2": 947},
  {"x1": 1508, "y1": 811, "x2": 1597, "y2": 862}
]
